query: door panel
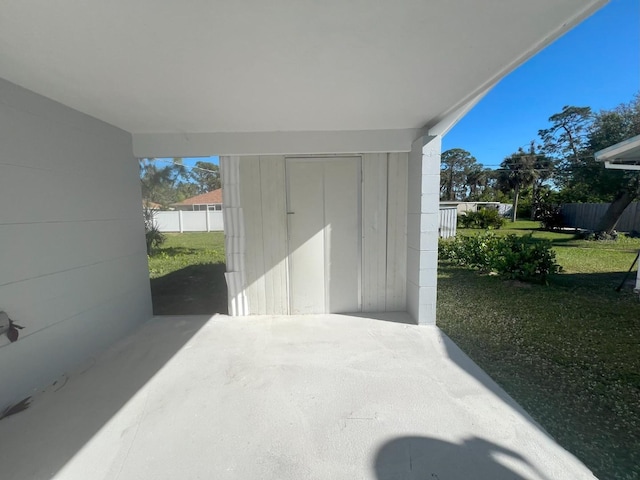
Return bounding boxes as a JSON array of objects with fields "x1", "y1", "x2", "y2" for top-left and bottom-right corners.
[
  {"x1": 286, "y1": 158, "x2": 361, "y2": 314},
  {"x1": 287, "y1": 162, "x2": 326, "y2": 314},
  {"x1": 324, "y1": 160, "x2": 360, "y2": 312}
]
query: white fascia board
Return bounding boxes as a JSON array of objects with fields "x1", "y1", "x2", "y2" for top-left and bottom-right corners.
[
  {"x1": 132, "y1": 129, "x2": 420, "y2": 158},
  {"x1": 428, "y1": 89, "x2": 490, "y2": 137},
  {"x1": 596, "y1": 134, "x2": 640, "y2": 163},
  {"x1": 604, "y1": 161, "x2": 640, "y2": 171}
]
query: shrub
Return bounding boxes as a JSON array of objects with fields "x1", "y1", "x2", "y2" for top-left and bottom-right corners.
[
  {"x1": 537, "y1": 202, "x2": 565, "y2": 231},
  {"x1": 439, "y1": 232, "x2": 496, "y2": 270},
  {"x1": 582, "y1": 230, "x2": 618, "y2": 241},
  {"x1": 490, "y1": 234, "x2": 560, "y2": 282},
  {"x1": 439, "y1": 232, "x2": 560, "y2": 283},
  {"x1": 143, "y1": 206, "x2": 166, "y2": 255},
  {"x1": 458, "y1": 208, "x2": 505, "y2": 230}
]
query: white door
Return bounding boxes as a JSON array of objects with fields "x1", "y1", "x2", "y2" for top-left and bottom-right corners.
[{"x1": 286, "y1": 157, "x2": 361, "y2": 314}]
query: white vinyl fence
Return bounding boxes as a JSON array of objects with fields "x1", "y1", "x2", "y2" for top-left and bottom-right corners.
[
  {"x1": 439, "y1": 207, "x2": 457, "y2": 238},
  {"x1": 154, "y1": 210, "x2": 224, "y2": 232}
]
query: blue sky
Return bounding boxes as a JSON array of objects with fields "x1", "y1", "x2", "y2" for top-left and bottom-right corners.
[
  {"x1": 443, "y1": 0, "x2": 639, "y2": 168},
  {"x1": 167, "y1": 0, "x2": 638, "y2": 173}
]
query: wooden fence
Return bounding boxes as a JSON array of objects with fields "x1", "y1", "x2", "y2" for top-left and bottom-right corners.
[{"x1": 561, "y1": 202, "x2": 640, "y2": 232}]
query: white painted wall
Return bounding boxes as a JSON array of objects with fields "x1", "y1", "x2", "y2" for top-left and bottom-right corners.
[
  {"x1": 220, "y1": 156, "x2": 249, "y2": 316},
  {"x1": 0, "y1": 78, "x2": 152, "y2": 410},
  {"x1": 238, "y1": 156, "x2": 290, "y2": 315},
  {"x1": 226, "y1": 153, "x2": 408, "y2": 316}
]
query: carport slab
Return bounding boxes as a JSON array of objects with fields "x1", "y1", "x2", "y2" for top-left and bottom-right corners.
[{"x1": 0, "y1": 314, "x2": 596, "y2": 479}]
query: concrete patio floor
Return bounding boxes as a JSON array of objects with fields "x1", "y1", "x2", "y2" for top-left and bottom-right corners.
[{"x1": 0, "y1": 313, "x2": 596, "y2": 479}]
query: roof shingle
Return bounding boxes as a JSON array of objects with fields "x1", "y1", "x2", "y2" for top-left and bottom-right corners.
[{"x1": 173, "y1": 189, "x2": 222, "y2": 206}]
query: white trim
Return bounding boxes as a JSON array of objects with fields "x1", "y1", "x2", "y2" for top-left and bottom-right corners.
[
  {"x1": 597, "y1": 134, "x2": 640, "y2": 169},
  {"x1": 132, "y1": 129, "x2": 420, "y2": 157},
  {"x1": 427, "y1": 89, "x2": 490, "y2": 137},
  {"x1": 604, "y1": 161, "x2": 640, "y2": 171}
]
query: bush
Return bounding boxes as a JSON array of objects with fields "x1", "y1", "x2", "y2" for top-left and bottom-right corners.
[
  {"x1": 582, "y1": 230, "x2": 618, "y2": 241},
  {"x1": 537, "y1": 202, "x2": 565, "y2": 231},
  {"x1": 439, "y1": 232, "x2": 496, "y2": 270},
  {"x1": 143, "y1": 206, "x2": 166, "y2": 255},
  {"x1": 458, "y1": 208, "x2": 505, "y2": 230},
  {"x1": 439, "y1": 232, "x2": 560, "y2": 283}
]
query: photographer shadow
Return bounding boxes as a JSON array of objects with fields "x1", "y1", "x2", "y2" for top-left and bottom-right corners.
[{"x1": 375, "y1": 435, "x2": 551, "y2": 480}]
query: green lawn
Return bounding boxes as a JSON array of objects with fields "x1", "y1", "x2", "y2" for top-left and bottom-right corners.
[
  {"x1": 438, "y1": 221, "x2": 640, "y2": 480},
  {"x1": 147, "y1": 232, "x2": 227, "y2": 315}
]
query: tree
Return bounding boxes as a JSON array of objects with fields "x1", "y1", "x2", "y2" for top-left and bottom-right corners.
[
  {"x1": 590, "y1": 95, "x2": 640, "y2": 234},
  {"x1": 539, "y1": 106, "x2": 592, "y2": 166},
  {"x1": 139, "y1": 158, "x2": 188, "y2": 208},
  {"x1": 465, "y1": 166, "x2": 487, "y2": 200},
  {"x1": 530, "y1": 149, "x2": 555, "y2": 219},
  {"x1": 440, "y1": 149, "x2": 480, "y2": 200},
  {"x1": 190, "y1": 161, "x2": 220, "y2": 194},
  {"x1": 498, "y1": 145, "x2": 539, "y2": 222},
  {"x1": 540, "y1": 96, "x2": 640, "y2": 234}
]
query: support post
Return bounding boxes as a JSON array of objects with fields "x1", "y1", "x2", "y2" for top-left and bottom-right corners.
[{"x1": 406, "y1": 135, "x2": 441, "y2": 325}]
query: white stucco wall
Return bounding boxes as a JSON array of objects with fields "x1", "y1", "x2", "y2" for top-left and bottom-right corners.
[{"x1": 0, "y1": 78, "x2": 152, "y2": 410}]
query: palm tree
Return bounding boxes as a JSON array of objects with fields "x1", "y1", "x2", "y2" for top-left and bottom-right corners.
[{"x1": 498, "y1": 145, "x2": 539, "y2": 222}]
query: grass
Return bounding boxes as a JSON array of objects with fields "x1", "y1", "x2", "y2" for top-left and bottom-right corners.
[
  {"x1": 147, "y1": 232, "x2": 228, "y2": 315},
  {"x1": 438, "y1": 220, "x2": 640, "y2": 480}
]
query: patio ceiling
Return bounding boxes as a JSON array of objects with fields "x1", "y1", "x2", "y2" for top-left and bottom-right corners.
[{"x1": 0, "y1": 1, "x2": 606, "y2": 145}]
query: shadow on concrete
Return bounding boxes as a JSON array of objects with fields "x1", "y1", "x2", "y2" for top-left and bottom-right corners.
[
  {"x1": 150, "y1": 263, "x2": 228, "y2": 315},
  {"x1": 0, "y1": 315, "x2": 211, "y2": 480},
  {"x1": 341, "y1": 311, "x2": 416, "y2": 325},
  {"x1": 374, "y1": 436, "x2": 549, "y2": 480}
]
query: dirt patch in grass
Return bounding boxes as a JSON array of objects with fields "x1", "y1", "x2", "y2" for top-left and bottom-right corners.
[
  {"x1": 148, "y1": 232, "x2": 228, "y2": 315},
  {"x1": 151, "y1": 263, "x2": 228, "y2": 315}
]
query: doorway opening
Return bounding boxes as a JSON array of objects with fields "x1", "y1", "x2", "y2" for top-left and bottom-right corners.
[{"x1": 140, "y1": 156, "x2": 228, "y2": 315}]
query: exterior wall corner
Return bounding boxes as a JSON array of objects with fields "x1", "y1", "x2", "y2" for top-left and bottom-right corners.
[{"x1": 406, "y1": 136, "x2": 442, "y2": 325}]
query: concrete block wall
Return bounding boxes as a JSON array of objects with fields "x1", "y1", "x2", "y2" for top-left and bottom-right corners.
[
  {"x1": 407, "y1": 136, "x2": 441, "y2": 325},
  {"x1": 0, "y1": 78, "x2": 152, "y2": 410}
]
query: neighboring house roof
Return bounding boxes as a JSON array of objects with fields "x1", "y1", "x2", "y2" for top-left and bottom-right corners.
[
  {"x1": 173, "y1": 189, "x2": 223, "y2": 206},
  {"x1": 596, "y1": 134, "x2": 640, "y2": 171}
]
